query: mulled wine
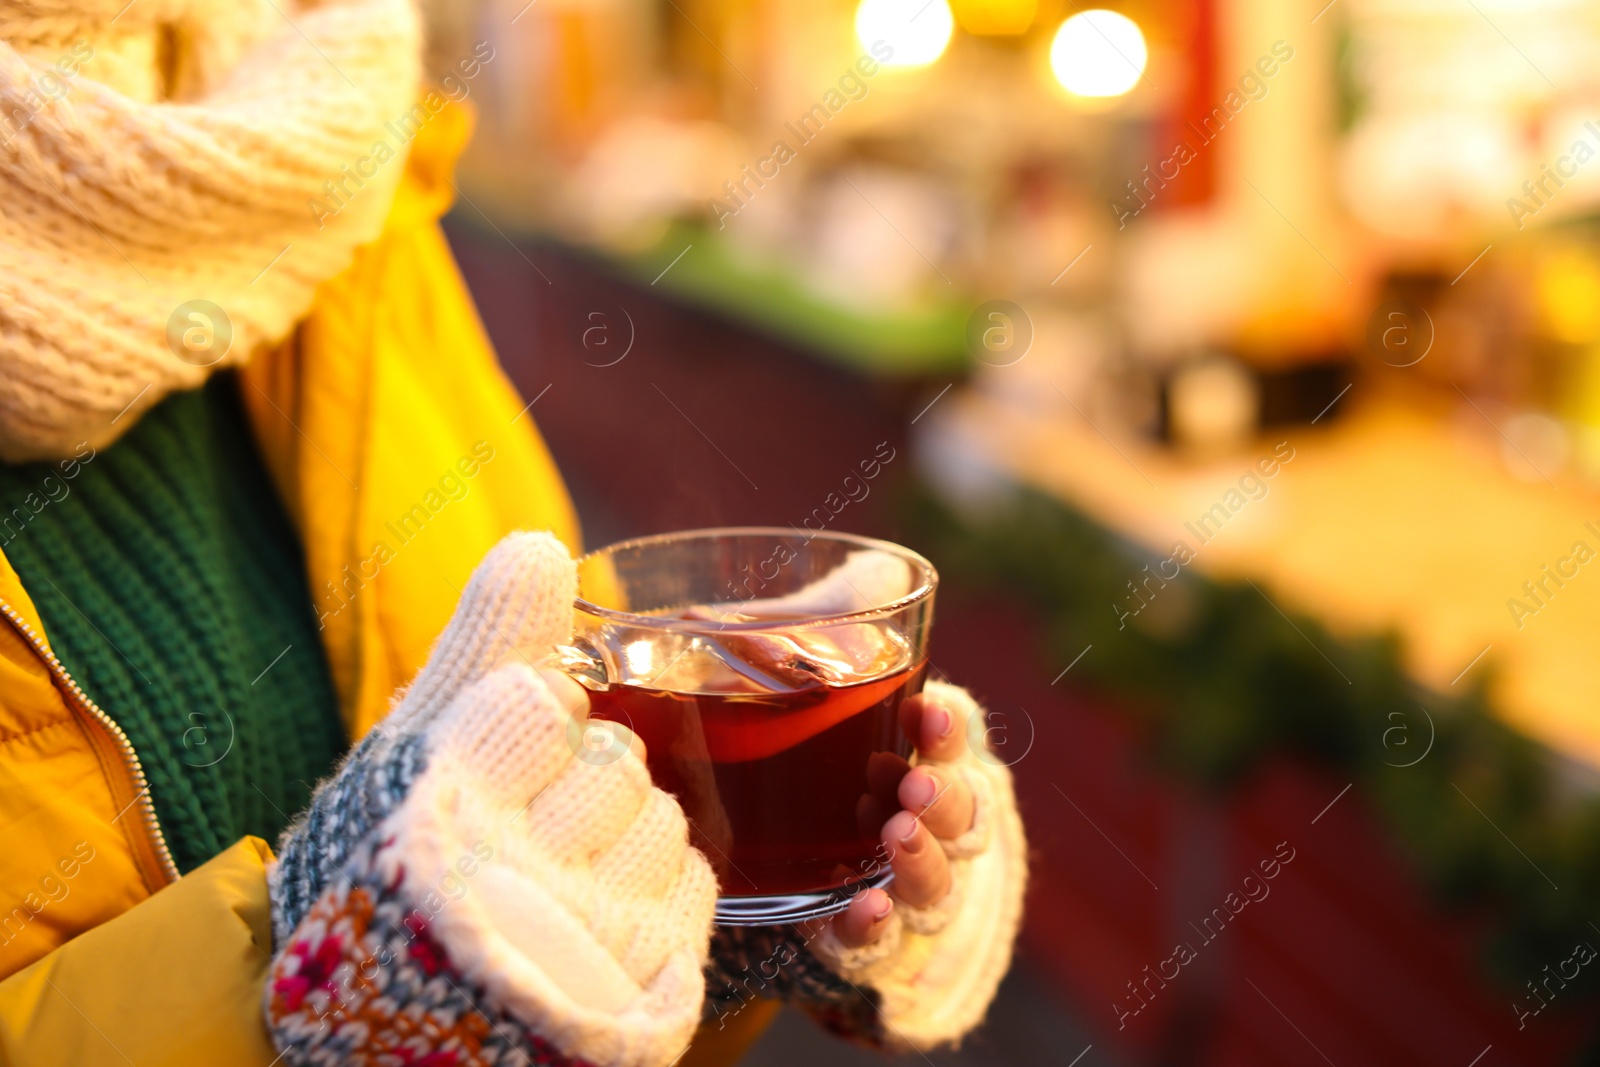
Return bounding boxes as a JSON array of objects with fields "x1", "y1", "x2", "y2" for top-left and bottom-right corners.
[
  {"x1": 587, "y1": 649, "x2": 924, "y2": 896},
  {"x1": 566, "y1": 528, "x2": 937, "y2": 923}
]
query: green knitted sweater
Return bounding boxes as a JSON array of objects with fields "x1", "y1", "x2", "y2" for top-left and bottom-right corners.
[{"x1": 0, "y1": 373, "x2": 347, "y2": 874}]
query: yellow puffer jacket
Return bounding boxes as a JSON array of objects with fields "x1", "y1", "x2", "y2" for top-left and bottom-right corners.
[{"x1": 0, "y1": 102, "x2": 774, "y2": 1065}]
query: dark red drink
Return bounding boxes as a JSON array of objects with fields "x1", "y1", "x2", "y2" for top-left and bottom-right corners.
[{"x1": 587, "y1": 661, "x2": 925, "y2": 896}]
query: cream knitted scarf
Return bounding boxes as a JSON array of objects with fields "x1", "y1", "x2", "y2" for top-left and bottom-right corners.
[{"x1": 0, "y1": 0, "x2": 420, "y2": 462}]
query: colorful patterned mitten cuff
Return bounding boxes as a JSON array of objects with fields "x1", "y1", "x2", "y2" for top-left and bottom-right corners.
[
  {"x1": 265, "y1": 534, "x2": 719, "y2": 1067},
  {"x1": 267, "y1": 835, "x2": 596, "y2": 1066},
  {"x1": 271, "y1": 531, "x2": 580, "y2": 945}
]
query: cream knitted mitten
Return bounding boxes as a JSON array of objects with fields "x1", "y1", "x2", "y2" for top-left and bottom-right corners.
[
  {"x1": 266, "y1": 532, "x2": 718, "y2": 1067},
  {"x1": 705, "y1": 680, "x2": 1029, "y2": 1052},
  {"x1": 696, "y1": 553, "x2": 1028, "y2": 1051},
  {"x1": 809, "y1": 680, "x2": 1028, "y2": 1047}
]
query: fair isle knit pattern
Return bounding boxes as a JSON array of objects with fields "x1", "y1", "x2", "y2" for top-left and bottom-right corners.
[
  {"x1": 268, "y1": 534, "x2": 1026, "y2": 1062},
  {"x1": 702, "y1": 924, "x2": 877, "y2": 1040},
  {"x1": 270, "y1": 727, "x2": 429, "y2": 947},
  {"x1": 267, "y1": 834, "x2": 599, "y2": 1067},
  {"x1": 0, "y1": 0, "x2": 420, "y2": 462},
  {"x1": 268, "y1": 534, "x2": 719, "y2": 1067},
  {"x1": 269, "y1": 530, "x2": 589, "y2": 945}
]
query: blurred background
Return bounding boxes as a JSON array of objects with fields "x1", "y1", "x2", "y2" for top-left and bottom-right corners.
[{"x1": 420, "y1": 0, "x2": 1600, "y2": 1062}]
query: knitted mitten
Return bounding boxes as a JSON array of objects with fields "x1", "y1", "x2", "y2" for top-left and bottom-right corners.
[
  {"x1": 265, "y1": 532, "x2": 718, "y2": 1067},
  {"x1": 703, "y1": 681, "x2": 1028, "y2": 1052}
]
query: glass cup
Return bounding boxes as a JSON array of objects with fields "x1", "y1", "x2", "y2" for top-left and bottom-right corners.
[{"x1": 553, "y1": 527, "x2": 936, "y2": 926}]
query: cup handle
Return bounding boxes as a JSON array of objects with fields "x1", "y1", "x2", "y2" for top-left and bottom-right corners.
[{"x1": 551, "y1": 641, "x2": 610, "y2": 691}]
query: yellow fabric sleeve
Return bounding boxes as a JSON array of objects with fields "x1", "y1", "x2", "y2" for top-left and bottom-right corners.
[
  {"x1": 0, "y1": 838, "x2": 277, "y2": 1066},
  {"x1": 0, "y1": 98, "x2": 763, "y2": 1067},
  {"x1": 241, "y1": 97, "x2": 582, "y2": 741}
]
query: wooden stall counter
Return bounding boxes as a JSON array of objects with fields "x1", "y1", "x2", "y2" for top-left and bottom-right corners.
[{"x1": 924, "y1": 388, "x2": 1600, "y2": 771}]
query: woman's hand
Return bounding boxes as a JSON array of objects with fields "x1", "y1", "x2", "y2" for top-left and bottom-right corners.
[
  {"x1": 266, "y1": 533, "x2": 717, "y2": 1067},
  {"x1": 726, "y1": 678, "x2": 1025, "y2": 1053},
  {"x1": 832, "y1": 687, "x2": 976, "y2": 947}
]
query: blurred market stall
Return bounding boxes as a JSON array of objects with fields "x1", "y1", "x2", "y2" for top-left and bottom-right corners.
[{"x1": 425, "y1": 0, "x2": 1600, "y2": 1062}]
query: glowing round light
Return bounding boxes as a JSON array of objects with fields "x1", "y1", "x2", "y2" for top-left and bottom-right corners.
[
  {"x1": 1050, "y1": 10, "x2": 1147, "y2": 98},
  {"x1": 855, "y1": 0, "x2": 955, "y2": 68},
  {"x1": 1539, "y1": 251, "x2": 1600, "y2": 345}
]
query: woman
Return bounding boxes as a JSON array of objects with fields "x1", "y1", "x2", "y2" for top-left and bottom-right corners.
[{"x1": 0, "y1": 0, "x2": 1027, "y2": 1064}]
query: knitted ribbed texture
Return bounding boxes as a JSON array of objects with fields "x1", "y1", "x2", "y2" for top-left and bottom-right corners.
[
  {"x1": 272, "y1": 665, "x2": 717, "y2": 1067},
  {"x1": 266, "y1": 834, "x2": 605, "y2": 1067},
  {"x1": 803, "y1": 680, "x2": 1030, "y2": 1051},
  {"x1": 270, "y1": 530, "x2": 587, "y2": 942},
  {"x1": 706, "y1": 680, "x2": 1028, "y2": 1053},
  {"x1": 268, "y1": 534, "x2": 718, "y2": 1067},
  {"x1": 0, "y1": 0, "x2": 421, "y2": 462},
  {"x1": 0, "y1": 372, "x2": 346, "y2": 874}
]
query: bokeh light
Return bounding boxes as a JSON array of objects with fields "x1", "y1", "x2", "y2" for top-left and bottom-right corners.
[
  {"x1": 856, "y1": 0, "x2": 956, "y2": 69},
  {"x1": 1049, "y1": 9, "x2": 1148, "y2": 97},
  {"x1": 1540, "y1": 249, "x2": 1600, "y2": 344}
]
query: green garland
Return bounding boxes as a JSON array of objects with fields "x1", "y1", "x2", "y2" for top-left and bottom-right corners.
[
  {"x1": 623, "y1": 222, "x2": 970, "y2": 377},
  {"x1": 906, "y1": 485, "x2": 1600, "y2": 1015}
]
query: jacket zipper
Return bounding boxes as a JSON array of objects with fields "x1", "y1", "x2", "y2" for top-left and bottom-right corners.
[{"x1": 0, "y1": 598, "x2": 179, "y2": 888}]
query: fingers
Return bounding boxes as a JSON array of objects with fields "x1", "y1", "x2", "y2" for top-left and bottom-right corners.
[
  {"x1": 537, "y1": 667, "x2": 590, "y2": 719},
  {"x1": 429, "y1": 661, "x2": 647, "y2": 855},
  {"x1": 403, "y1": 532, "x2": 578, "y2": 724},
  {"x1": 881, "y1": 810, "x2": 950, "y2": 909},
  {"x1": 592, "y1": 789, "x2": 692, "y2": 904},
  {"x1": 430, "y1": 665, "x2": 579, "y2": 801},
  {"x1": 898, "y1": 764, "x2": 974, "y2": 841},
  {"x1": 900, "y1": 690, "x2": 967, "y2": 764},
  {"x1": 535, "y1": 667, "x2": 649, "y2": 766},
  {"x1": 523, "y1": 743, "x2": 654, "y2": 867},
  {"x1": 832, "y1": 887, "x2": 895, "y2": 948},
  {"x1": 852, "y1": 685, "x2": 984, "y2": 944}
]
